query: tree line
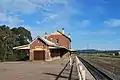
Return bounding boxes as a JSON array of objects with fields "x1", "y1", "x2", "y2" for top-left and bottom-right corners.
[{"x1": 0, "y1": 25, "x2": 32, "y2": 61}]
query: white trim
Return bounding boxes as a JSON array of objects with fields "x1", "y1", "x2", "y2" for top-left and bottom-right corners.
[{"x1": 13, "y1": 44, "x2": 30, "y2": 49}]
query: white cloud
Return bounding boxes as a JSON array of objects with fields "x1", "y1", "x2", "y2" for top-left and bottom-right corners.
[
  {"x1": 0, "y1": 13, "x2": 8, "y2": 22},
  {"x1": 37, "y1": 14, "x2": 58, "y2": 24},
  {"x1": 8, "y1": 16, "x2": 24, "y2": 24},
  {"x1": 49, "y1": 14, "x2": 58, "y2": 19},
  {"x1": 30, "y1": 0, "x2": 68, "y2": 5},
  {"x1": 0, "y1": 0, "x2": 69, "y2": 14},
  {"x1": 0, "y1": 0, "x2": 38, "y2": 14},
  {"x1": 104, "y1": 19, "x2": 120, "y2": 27},
  {"x1": 80, "y1": 20, "x2": 90, "y2": 27},
  {"x1": 12, "y1": 0, "x2": 38, "y2": 14},
  {"x1": 37, "y1": 17, "x2": 48, "y2": 24},
  {"x1": 0, "y1": 12, "x2": 23, "y2": 25},
  {"x1": 74, "y1": 20, "x2": 90, "y2": 28},
  {"x1": 0, "y1": 0, "x2": 82, "y2": 26},
  {"x1": 30, "y1": 0, "x2": 51, "y2": 4},
  {"x1": 79, "y1": 30, "x2": 116, "y2": 36}
]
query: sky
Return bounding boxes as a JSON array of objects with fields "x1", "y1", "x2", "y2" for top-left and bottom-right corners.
[{"x1": 0, "y1": 0, "x2": 120, "y2": 50}]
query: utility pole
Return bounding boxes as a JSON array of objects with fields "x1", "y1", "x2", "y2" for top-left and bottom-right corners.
[{"x1": 87, "y1": 44, "x2": 89, "y2": 49}]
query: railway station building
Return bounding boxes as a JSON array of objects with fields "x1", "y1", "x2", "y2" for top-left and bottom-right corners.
[{"x1": 13, "y1": 28, "x2": 71, "y2": 61}]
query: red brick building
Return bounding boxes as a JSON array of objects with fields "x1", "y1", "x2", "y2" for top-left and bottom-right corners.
[{"x1": 13, "y1": 28, "x2": 71, "y2": 61}]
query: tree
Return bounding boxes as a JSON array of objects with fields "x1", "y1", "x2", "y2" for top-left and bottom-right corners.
[
  {"x1": 11, "y1": 27, "x2": 32, "y2": 45},
  {"x1": 0, "y1": 25, "x2": 15, "y2": 61},
  {"x1": 0, "y1": 25, "x2": 32, "y2": 61}
]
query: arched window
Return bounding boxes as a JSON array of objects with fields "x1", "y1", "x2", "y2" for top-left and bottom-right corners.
[{"x1": 56, "y1": 39, "x2": 59, "y2": 44}]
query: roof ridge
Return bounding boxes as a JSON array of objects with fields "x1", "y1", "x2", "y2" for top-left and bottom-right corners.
[{"x1": 57, "y1": 30, "x2": 71, "y2": 42}]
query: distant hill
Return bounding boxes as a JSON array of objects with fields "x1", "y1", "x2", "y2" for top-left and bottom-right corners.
[{"x1": 77, "y1": 49, "x2": 120, "y2": 54}]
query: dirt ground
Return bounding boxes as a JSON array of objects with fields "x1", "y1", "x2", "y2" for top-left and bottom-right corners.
[{"x1": 0, "y1": 58, "x2": 70, "y2": 80}]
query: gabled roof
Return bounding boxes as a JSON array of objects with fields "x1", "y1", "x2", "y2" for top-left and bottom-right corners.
[
  {"x1": 30, "y1": 36, "x2": 58, "y2": 47},
  {"x1": 13, "y1": 36, "x2": 70, "y2": 51},
  {"x1": 57, "y1": 30, "x2": 71, "y2": 42}
]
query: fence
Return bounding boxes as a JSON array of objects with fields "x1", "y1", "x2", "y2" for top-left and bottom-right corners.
[{"x1": 75, "y1": 56, "x2": 86, "y2": 80}]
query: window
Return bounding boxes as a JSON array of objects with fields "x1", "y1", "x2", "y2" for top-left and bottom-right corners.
[{"x1": 56, "y1": 39, "x2": 59, "y2": 44}]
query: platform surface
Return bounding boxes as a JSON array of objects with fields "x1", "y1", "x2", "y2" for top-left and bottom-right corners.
[{"x1": 0, "y1": 57, "x2": 78, "y2": 80}]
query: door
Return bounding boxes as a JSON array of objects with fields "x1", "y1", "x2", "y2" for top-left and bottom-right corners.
[{"x1": 34, "y1": 51, "x2": 45, "y2": 60}]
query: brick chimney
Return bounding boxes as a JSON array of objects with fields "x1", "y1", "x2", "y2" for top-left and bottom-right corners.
[{"x1": 62, "y1": 28, "x2": 64, "y2": 34}]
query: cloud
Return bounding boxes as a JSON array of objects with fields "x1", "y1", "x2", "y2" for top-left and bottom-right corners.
[
  {"x1": 36, "y1": 0, "x2": 83, "y2": 29},
  {"x1": 0, "y1": 13, "x2": 8, "y2": 22},
  {"x1": 0, "y1": 0, "x2": 38, "y2": 14},
  {"x1": 49, "y1": 14, "x2": 58, "y2": 19},
  {"x1": 36, "y1": 20, "x2": 41, "y2": 24},
  {"x1": 30, "y1": 0, "x2": 68, "y2": 5},
  {"x1": 104, "y1": 19, "x2": 120, "y2": 27},
  {"x1": 0, "y1": 0, "x2": 83, "y2": 37},
  {"x1": 0, "y1": 12, "x2": 23, "y2": 25},
  {"x1": 0, "y1": 0, "x2": 69, "y2": 14},
  {"x1": 0, "y1": 0, "x2": 82, "y2": 26},
  {"x1": 36, "y1": 14, "x2": 58, "y2": 24},
  {"x1": 8, "y1": 16, "x2": 24, "y2": 24},
  {"x1": 80, "y1": 20, "x2": 90, "y2": 27},
  {"x1": 72, "y1": 20, "x2": 90, "y2": 29},
  {"x1": 78, "y1": 30, "x2": 116, "y2": 36}
]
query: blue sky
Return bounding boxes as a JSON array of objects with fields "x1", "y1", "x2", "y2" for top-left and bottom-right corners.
[{"x1": 0, "y1": 0, "x2": 120, "y2": 50}]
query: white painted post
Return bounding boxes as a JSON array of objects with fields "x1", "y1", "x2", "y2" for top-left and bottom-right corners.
[
  {"x1": 70, "y1": 57, "x2": 72, "y2": 66},
  {"x1": 82, "y1": 70, "x2": 86, "y2": 80},
  {"x1": 80, "y1": 65, "x2": 82, "y2": 71},
  {"x1": 77, "y1": 63, "x2": 82, "y2": 80},
  {"x1": 76, "y1": 56, "x2": 82, "y2": 80}
]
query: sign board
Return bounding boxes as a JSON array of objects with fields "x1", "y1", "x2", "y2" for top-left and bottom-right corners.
[{"x1": 35, "y1": 46, "x2": 44, "y2": 49}]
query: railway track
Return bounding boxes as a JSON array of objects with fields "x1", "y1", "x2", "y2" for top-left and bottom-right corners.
[
  {"x1": 55, "y1": 59, "x2": 75, "y2": 80},
  {"x1": 78, "y1": 57, "x2": 113, "y2": 80}
]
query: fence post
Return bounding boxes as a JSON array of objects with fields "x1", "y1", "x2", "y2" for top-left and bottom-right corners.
[
  {"x1": 82, "y1": 70, "x2": 86, "y2": 80},
  {"x1": 80, "y1": 65, "x2": 82, "y2": 71},
  {"x1": 70, "y1": 57, "x2": 72, "y2": 66}
]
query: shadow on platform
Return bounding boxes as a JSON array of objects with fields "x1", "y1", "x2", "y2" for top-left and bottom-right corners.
[
  {"x1": 43, "y1": 72, "x2": 79, "y2": 80},
  {"x1": 43, "y1": 72, "x2": 68, "y2": 79}
]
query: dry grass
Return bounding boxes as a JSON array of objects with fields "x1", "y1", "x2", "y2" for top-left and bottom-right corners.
[{"x1": 80, "y1": 54, "x2": 120, "y2": 75}]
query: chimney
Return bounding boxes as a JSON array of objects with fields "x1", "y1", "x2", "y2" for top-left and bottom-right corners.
[
  {"x1": 62, "y1": 28, "x2": 64, "y2": 34},
  {"x1": 44, "y1": 32, "x2": 48, "y2": 39},
  {"x1": 68, "y1": 33, "x2": 71, "y2": 38}
]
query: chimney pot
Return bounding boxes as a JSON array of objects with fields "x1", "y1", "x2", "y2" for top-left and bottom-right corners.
[
  {"x1": 44, "y1": 32, "x2": 48, "y2": 39},
  {"x1": 68, "y1": 33, "x2": 71, "y2": 38},
  {"x1": 62, "y1": 28, "x2": 64, "y2": 34}
]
